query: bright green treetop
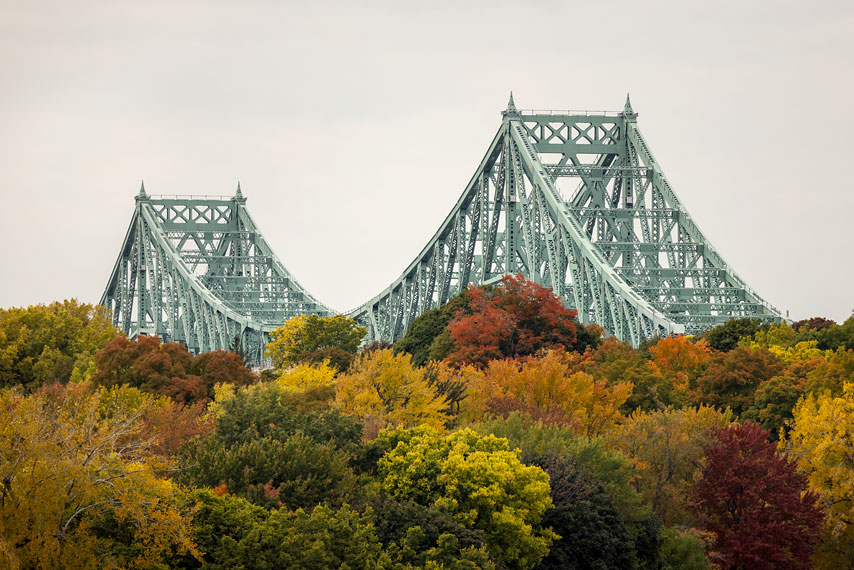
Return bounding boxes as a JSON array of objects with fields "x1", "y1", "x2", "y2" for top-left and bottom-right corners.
[{"x1": 377, "y1": 426, "x2": 557, "y2": 570}]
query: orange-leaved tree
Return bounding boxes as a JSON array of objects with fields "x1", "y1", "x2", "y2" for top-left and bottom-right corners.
[
  {"x1": 460, "y1": 349, "x2": 631, "y2": 437},
  {"x1": 647, "y1": 335, "x2": 712, "y2": 408},
  {"x1": 692, "y1": 345, "x2": 783, "y2": 415},
  {"x1": 617, "y1": 405, "x2": 733, "y2": 526}
]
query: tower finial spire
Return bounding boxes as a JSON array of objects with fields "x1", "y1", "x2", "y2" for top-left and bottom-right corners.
[
  {"x1": 623, "y1": 93, "x2": 637, "y2": 119},
  {"x1": 503, "y1": 91, "x2": 520, "y2": 118},
  {"x1": 234, "y1": 181, "x2": 246, "y2": 202},
  {"x1": 138, "y1": 180, "x2": 147, "y2": 198}
]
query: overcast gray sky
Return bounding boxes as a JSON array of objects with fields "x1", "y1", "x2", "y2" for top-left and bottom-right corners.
[{"x1": 1, "y1": 0, "x2": 852, "y2": 323}]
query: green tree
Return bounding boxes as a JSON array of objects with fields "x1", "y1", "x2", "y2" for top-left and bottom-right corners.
[
  {"x1": 171, "y1": 489, "x2": 268, "y2": 570},
  {"x1": 212, "y1": 383, "x2": 362, "y2": 451},
  {"x1": 812, "y1": 312, "x2": 854, "y2": 351},
  {"x1": 0, "y1": 300, "x2": 120, "y2": 389},
  {"x1": 474, "y1": 413, "x2": 663, "y2": 568},
  {"x1": 369, "y1": 495, "x2": 495, "y2": 569},
  {"x1": 266, "y1": 314, "x2": 366, "y2": 372},
  {"x1": 474, "y1": 413, "x2": 648, "y2": 526},
  {"x1": 238, "y1": 504, "x2": 387, "y2": 570},
  {"x1": 178, "y1": 433, "x2": 358, "y2": 510},
  {"x1": 394, "y1": 291, "x2": 472, "y2": 366},
  {"x1": 696, "y1": 317, "x2": 763, "y2": 352},
  {"x1": 530, "y1": 452, "x2": 637, "y2": 570},
  {"x1": 659, "y1": 527, "x2": 711, "y2": 570},
  {"x1": 742, "y1": 358, "x2": 817, "y2": 440},
  {"x1": 377, "y1": 426, "x2": 557, "y2": 570},
  {"x1": 179, "y1": 382, "x2": 362, "y2": 509}
]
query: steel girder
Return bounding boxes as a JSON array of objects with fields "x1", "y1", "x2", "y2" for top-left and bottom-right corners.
[
  {"x1": 347, "y1": 95, "x2": 783, "y2": 343},
  {"x1": 101, "y1": 184, "x2": 332, "y2": 364}
]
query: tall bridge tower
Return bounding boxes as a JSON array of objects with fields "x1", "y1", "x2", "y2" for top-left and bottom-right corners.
[
  {"x1": 103, "y1": 96, "x2": 784, "y2": 356},
  {"x1": 348, "y1": 95, "x2": 783, "y2": 344}
]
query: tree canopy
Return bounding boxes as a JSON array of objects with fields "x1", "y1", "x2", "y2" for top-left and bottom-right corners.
[
  {"x1": 0, "y1": 383, "x2": 196, "y2": 569},
  {"x1": 3, "y1": 296, "x2": 852, "y2": 569},
  {"x1": 377, "y1": 426, "x2": 557, "y2": 570},
  {"x1": 92, "y1": 335, "x2": 255, "y2": 403},
  {"x1": 0, "y1": 300, "x2": 120, "y2": 389},
  {"x1": 445, "y1": 274, "x2": 584, "y2": 368},
  {"x1": 693, "y1": 422, "x2": 823, "y2": 570},
  {"x1": 336, "y1": 348, "x2": 448, "y2": 434},
  {"x1": 266, "y1": 314, "x2": 366, "y2": 372}
]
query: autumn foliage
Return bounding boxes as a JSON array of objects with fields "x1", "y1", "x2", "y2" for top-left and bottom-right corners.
[
  {"x1": 266, "y1": 314, "x2": 366, "y2": 372},
  {"x1": 92, "y1": 335, "x2": 255, "y2": 403},
  {"x1": 692, "y1": 422, "x2": 823, "y2": 570},
  {"x1": 0, "y1": 383, "x2": 196, "y2": 568},
  {"x1": 445, "y1": 274, "x2": 582, "y2": 368},
  {"x1": 335, "y1": 348, "x2": 448, "y2": 433},
  {"x1": 0, "y1": 299, "x2": 120, "y2": 388},
  {"x1": 461, "y1": 350, "x2": 631, "y2": 437},
  {"x1": 4, "y1": 293, "x2": 852, "y2": 569}
]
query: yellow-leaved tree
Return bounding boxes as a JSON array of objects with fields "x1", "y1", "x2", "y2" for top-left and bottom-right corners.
[
  {"x1": 745, "y1": 321, "x2": 799, "y2": 349},
  {"x1": 0, "y1": 383, "x2": 196, "y2": 569},
  {"x1": 335, "y1": 349, "x2": 447, "y2": 434},
  {"x1": 785, "y1": 383, "x2": 854, "y2": 568},
  {"x1": 275, "y1": 361, "x2": 337, "y2": 392}
]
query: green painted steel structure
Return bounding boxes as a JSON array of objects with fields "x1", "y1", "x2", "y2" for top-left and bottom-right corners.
[
  {"x1": 102, "y1": 95, "x2": 784, "y2": 357},
  {"x1": 100, "y1": 184, "x2": 332, "y2": 364}
]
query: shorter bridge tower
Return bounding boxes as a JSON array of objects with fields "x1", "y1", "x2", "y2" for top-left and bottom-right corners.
[{"x1": 101, "y1": 183, "x2": 332, "y2": 364}]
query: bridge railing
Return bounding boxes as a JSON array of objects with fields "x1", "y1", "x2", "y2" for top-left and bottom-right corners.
[
  {"x1": 517, "y1": 109, "x2": 624, "y2": 117},
  {"x1": 148, "y1": 194, "x2": 235, "y2": 201}
]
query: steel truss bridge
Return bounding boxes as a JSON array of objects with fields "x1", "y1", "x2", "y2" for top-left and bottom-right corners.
[{"x1": 102, "y1": 95, "x2": 783, "y2": 361}]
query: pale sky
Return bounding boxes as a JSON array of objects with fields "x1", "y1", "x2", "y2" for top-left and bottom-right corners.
[{"x1": 1, "y1": 0, "x2": 852, "y2": 323}]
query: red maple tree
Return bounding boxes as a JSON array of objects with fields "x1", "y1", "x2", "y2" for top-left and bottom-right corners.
[
  {"x1": 692, "y1": 421, "x2": 823, "y2": 570},
  {"x1": 445, "y1": 274, "x2": 580, "y2": 368},
  {"x1": 92, "y1": 336, "x2": 254, "y2": 403}
]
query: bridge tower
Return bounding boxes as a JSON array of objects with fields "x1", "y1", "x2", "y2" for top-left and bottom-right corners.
[
  {"x1": 100, "y1": 183, "x2": 332, "y2": 364},
  {"x1": 348, "y1": 95, "x2": 784, "y2": 343}
]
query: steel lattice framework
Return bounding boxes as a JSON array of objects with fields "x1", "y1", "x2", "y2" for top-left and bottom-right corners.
[
  {"x1": 348, "y1": 95, "x2": 783, "y2": 343},
  {"x1": 100, "y1": 184, "x2": 332, "y2": 364},
  {"x1": 103, "y1": 95, "x2": 784, "y2": 356}
]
